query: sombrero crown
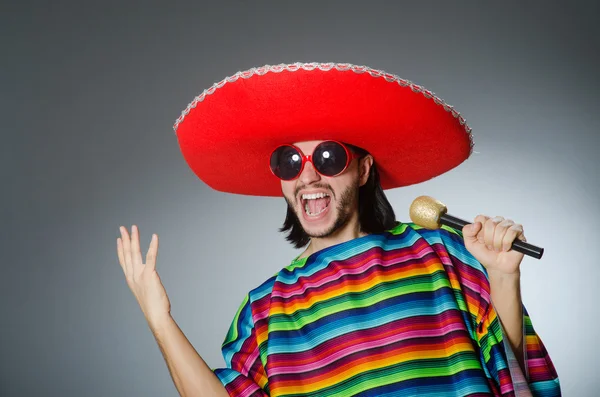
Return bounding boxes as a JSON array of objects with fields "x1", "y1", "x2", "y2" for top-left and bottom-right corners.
[{"x1": 174, "y1": 62, "x2": 473, "y2": 196}]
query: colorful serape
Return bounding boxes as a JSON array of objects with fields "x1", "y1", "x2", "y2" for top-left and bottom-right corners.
[{"x1": 214, "y1": 222, "x2": 560, "y2": 396}]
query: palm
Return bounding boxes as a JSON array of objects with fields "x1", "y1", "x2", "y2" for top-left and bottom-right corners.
[{"x1": 117, "y1": 225, "x2": 171, "y2": 322}]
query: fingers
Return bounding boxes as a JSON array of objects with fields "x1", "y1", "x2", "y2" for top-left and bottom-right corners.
[
  {"x1": 117, "y1": 237, "x2": 126, "y2": 275},
  {"x1": 474, "y1": 215, "x2": 526, "y2": 252},
  {"x1": 473, "y1": 215, "x2": 489, "y2": 244},
  {"x1": 130, "y1": 225, "x2": 143, "y2": 267},
  {"x1": 462, "y1": 220, "x2": 481, "y2": 238},
  {"x1": 481, "y1": 216, "x2": 498, "y2": 250},
  {"x1": 145, "y1": 234, "x2": 159, "y2": 271},
  {"x1": 505, "y1": 223, "x2": 526, "y2": 247},
  {"x1": 117, "y1": 226, "x2": 160, "y2": 276},
  {"x1": 119, "y1": 226, "x2": 133, "y2": 276},
  {"x1": 493, "y1": 219, "x2": 512, "y2": 252}
]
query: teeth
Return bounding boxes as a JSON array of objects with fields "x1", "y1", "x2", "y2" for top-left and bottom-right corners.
[
  {"x1": 301, "y1": 192, "x2": 329, "y2": 200},
  {"x1": 305, "y1": 202, "x2": 328, "y2": 216},
  {"x1": 301, "y1": 192, "x2": 330, "y2": 216}
]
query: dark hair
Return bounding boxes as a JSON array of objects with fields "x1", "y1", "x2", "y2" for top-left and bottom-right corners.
[{"x1": 279, "y1": 143, "x2": 398, "y2": 248}]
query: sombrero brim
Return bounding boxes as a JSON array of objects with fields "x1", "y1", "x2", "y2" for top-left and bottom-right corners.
[{"x1": 174, "y1": 62, "x2": 473, "y2": 197}]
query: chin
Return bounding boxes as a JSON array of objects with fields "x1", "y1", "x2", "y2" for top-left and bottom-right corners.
[{"x1": 302, "y1": 222, "x2": 334, "y2": 238}]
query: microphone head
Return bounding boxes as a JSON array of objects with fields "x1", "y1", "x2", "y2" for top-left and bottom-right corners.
[{"x1": 409, "y1": 196, "x2": 448, "y2": 229}]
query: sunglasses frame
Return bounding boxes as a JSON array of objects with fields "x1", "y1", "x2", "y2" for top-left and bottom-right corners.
[{"x1": 269, "y1": 140, "x2": 361, "y2": 181}]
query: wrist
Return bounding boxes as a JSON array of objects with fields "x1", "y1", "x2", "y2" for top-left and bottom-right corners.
[
  {"x1": 146, "y1": 311, "x2": 174, "y2": 332},
  {"x1": 488, "y1": 271, "x2": 522, "y2": 314},
  {"x1": 487, "y1": 269, "x2": 521, "y2": 287}
]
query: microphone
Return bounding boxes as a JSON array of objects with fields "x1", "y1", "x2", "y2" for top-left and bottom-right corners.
[{"x1": 409, "y1": 195, "x2": 544, "y2": 259}]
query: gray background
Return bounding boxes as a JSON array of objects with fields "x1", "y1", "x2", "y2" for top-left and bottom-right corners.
[{"x1": 2, "y1": 1, "x2": 598, "y2": 396}]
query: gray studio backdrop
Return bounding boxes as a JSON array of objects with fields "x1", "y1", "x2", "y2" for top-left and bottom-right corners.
[{"x1": 2, "y1": 1, "x2": 598, "y2": 396}]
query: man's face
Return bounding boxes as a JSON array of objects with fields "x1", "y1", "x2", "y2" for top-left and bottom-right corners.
[{"x1": 280, "y1": 140, "x2": 370, "y2": 238}]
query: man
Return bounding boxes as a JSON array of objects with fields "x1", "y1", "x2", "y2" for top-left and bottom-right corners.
[{"x1": 117, "y1": 63, "x2": 561, "y2": 396}]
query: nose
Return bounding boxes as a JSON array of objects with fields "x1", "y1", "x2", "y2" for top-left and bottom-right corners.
[{"x1": 299, "y1": 160, "x2": 321, "y2": 185}]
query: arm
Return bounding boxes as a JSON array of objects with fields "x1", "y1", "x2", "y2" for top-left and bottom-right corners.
[
  {"x1": 488, "y1": 271, "x2": 525, "y2": 372},
  {"x1": 213, "y1": 292, "x2": 271, "y2": 396},
  {"x1": 117, "y1": 225, "x2": 228, "y2": 397},
  {"x1": 461, "y1": 217, "x2": 529, "y2": 373},
  {"x1": 149, "y1": 314, "x2": 229, "y2": 397},
  {"x1": 436, "y1": 222, "x2": 561, "y2": 396}
]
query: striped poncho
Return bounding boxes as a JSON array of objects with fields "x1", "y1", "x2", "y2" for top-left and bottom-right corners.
[{"x1": 213, "y1": 222, "x2": 560, "y2": 396}]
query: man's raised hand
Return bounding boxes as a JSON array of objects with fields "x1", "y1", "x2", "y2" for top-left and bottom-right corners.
[{"x1": 117, "y1": 225, "x2": 171, "y2": 326}]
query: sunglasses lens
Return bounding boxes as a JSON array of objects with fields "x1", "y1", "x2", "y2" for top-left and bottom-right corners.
[
  {"x1": 270, "y1": 146, "x2": 303, "y2": 180},
  {"x1": 313, "y1": 141, "x2": 349, "y2": 176}
]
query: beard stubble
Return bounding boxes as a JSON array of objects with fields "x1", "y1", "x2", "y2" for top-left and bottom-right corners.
[{"x1": 285, "y1": 180, "x2": 360, "y2": 239}]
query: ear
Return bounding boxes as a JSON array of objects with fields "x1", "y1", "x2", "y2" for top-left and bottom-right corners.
[{"x1": 358, "y1": 155, "x2": 373, "y2": 187}]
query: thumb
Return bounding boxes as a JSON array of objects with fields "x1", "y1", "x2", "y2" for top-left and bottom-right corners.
[{"x1": 462, "y1": 222, "x2": 482, "y2": 240}]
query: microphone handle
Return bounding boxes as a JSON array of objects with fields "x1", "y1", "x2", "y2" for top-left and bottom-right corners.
[{"x1": 439, "y1": 213, "x2": 544, "y2": 259}]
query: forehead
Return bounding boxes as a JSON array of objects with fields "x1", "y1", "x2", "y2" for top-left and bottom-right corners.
[{"x1": 291, "y1": 140, "x2": 325, "y2": 152}]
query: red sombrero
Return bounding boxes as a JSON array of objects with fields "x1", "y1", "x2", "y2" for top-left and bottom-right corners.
[{"x1": 173, "y1": 62, "x2": 473, "y2": 196}]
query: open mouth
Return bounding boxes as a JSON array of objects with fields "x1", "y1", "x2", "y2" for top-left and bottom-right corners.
[{"x1": 301, "y1": 192, "x2": 332, "y2": 217}]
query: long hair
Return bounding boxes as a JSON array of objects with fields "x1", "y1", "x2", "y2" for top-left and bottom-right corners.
[{"x1": 279, "y1": 143, "x2": 398, "y2": 248}]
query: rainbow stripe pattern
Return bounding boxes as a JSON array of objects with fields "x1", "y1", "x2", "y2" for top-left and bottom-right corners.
[{"x1": 214, "y1": 222, "x2": 560, "y2": 396}]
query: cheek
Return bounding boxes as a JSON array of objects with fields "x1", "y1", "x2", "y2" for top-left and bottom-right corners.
[
  {"x1": 330, "y1": 174, "x2": 356, "y2": 191},
  {"x1": 281, "y1": 181, "x2": 296, "y2": 200}
]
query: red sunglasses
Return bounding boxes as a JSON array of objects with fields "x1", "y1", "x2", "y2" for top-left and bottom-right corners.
[{"x1": 269, "y1": 140, "x2": 360, "y2": 181}]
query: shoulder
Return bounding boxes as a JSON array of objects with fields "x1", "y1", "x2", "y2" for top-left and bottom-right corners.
[
  {"x1": 226, "y1": 273, "x2": 278, "y2": 333},
  {"x1": 385, "y1": 221, "x2": 464, "y2": 247},
  {"x1": 246, "y1": 273, "x2": 278, "y2": 304},
  {"x1": 394, "y1": 221, "x2": 486, "y2": 274}
]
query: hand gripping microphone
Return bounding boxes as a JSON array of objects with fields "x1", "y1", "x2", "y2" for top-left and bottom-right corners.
[{"x1": 409, "y1": 196, "x2": 544, "y2": 259}]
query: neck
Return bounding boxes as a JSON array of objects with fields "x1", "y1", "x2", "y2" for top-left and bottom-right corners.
[{"x1": 300, "y1": 211, "x2": 368, "y2": 259}]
